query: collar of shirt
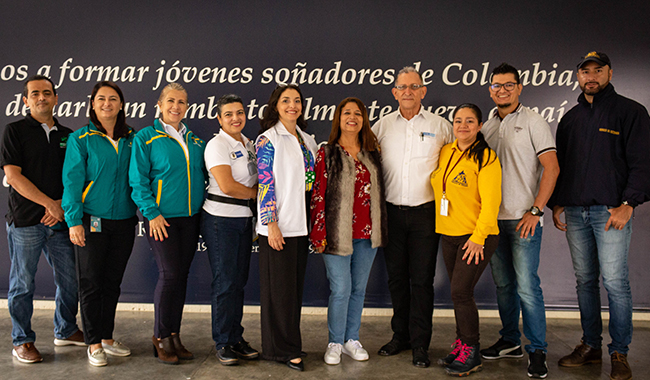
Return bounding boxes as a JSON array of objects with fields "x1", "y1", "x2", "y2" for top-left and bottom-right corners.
[
  {"x1": 397, "y1": 105, "x2": 425, "y2": 122},
  {"x1": 161, "y1": 119, "x2": 187, "y2": 138},
  {"x1": 490, "y1": 103, "x2": 523, "y2": 121},
  {"x1": 218, "y1": 129, "x2": 251, "y2": 150},
  {"x1": 41, "y1": 123, "x2": 58, "y2": 143}
]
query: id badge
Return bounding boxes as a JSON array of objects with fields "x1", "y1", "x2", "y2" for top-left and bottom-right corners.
[
  {"x1": 440, "y1": 198, "x2": 449, "y2": 216},
  {"x1": 90, "y1": 216, "x2": 102, "y2": 232},
  {"x1": 247, "y1": 161, "x2": 258, "y2": 176}
]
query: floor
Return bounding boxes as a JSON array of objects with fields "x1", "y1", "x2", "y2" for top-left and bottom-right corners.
[{"x1": 1, "y1": 308, "x2": 648, "y2": 380}]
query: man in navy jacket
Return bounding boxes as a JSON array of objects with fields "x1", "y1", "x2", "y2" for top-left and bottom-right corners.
[{"x1": 550, "y1": 52, "x2": 650, "y2": 380}]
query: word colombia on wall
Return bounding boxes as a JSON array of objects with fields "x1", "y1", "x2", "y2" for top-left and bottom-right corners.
[{"x1": 2, "y1": 58, "x2": 577, "y2": 125}]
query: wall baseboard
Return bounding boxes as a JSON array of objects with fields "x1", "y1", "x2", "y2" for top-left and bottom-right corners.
[{"x1": 1, "y1": 299, "x2": 648, "y2": 321}]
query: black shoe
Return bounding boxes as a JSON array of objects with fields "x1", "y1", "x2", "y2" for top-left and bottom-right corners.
[
  {"x1": 412, "y1": 347, "x2": 430, "y2": 368},
  {"x1": 446, "y1": 343, "x2": 483, "y2": 376},
  {"x1": 438, "y1": 338, "x2": 462, "y2": 367},
  {"x1": 480, "y1": 337, "x2": 524, "y2": 359},
  {"x1": 378, "y1": 338, "x2": 410, "y2": 356},
  {"x1": 216, "y1": 346, "x2": 239, "y2": 366},
  {"x1": 285, "y1": 359, "x2": 304, "y2": 371},
  {"x1": 231, "y1": 340, "x2": 259, "y2": 360},
  {"x1": 528, "y1": 349, "x2": 548, "y2": 378}
]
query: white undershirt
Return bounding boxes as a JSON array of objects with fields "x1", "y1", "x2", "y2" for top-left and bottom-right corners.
[
  {"x1": 41, "y1": 123, "x2": 58, "y2": 143},
  {"x1": 161, "y1": 120, "x2": 189, "y2": 158}
]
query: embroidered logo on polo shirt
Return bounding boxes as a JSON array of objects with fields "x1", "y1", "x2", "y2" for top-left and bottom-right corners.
[
  {"x1": 452, "y1": 171, "x2": 468, "y2": 187},
  {"x1": 59, "y1": 136, "x2": 67, "y2": 148},
  {"x1": 514, "y1": 126, "x2": 523, "y2": 133}
]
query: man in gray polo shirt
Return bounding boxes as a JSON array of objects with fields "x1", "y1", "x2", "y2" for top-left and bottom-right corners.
[{"x1": 480, "y1": 63, "x2": 559, "y2": 379}]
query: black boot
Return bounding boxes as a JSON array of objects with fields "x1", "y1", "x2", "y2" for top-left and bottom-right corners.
[
  {"x1": 445, "y1": 343, "x2": 483, "y2": 376},
  {"x1": 438, "y1": 338, "x2": 462, "y2": 367}
]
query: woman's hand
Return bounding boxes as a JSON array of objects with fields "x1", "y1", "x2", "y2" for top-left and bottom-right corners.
[
  {"x1": 69, "y1": 225, "x2": 86, "y2": 247},
  {"x1": 314, "y1": 245, "x2": 325, "y2": 253},
  {"x1": 267, "y1": 222, "x2": 285, "y2": 251},
  {"x1": 149, "y1": 215, "x2": 170, "y2": 241},
  {"x1": 461, "y1": 239, "x2": 484, "y2": 265}
]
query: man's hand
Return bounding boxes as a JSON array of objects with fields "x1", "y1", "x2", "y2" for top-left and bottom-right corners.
[
  {"x1": 552, "y1": 206, "x2": 567, "y2": 232},
  {"x1": 41, "y1": 199, "x2": 64, "y2": 226},
  {"x1": 516, "y1": 212, "x2": 540, "y2": 239},
  {"x1": 605, "y1": 204, "x2": 633, "y2": 231}
]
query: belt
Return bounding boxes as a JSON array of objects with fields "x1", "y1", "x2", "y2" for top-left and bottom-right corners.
[
  {"x1": 207, "y1": 193, "x2": 256, "y2": 215},
  {"x1": 389, "y1": 201, "x2": 435, "y2": 210}
]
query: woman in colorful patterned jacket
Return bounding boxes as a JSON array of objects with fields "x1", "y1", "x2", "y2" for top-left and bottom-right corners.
[
  {"x1": 255, "y1": 84, "x2": 317, "y2": 371},
  {"x1": 62, "y1": 81, "x2": 138, "y2": 367},
  {"x1": 309, "y1": 97, "x2": 387, "y2": 366}
]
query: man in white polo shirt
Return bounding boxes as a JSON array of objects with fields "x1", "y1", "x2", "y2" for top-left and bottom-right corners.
[
  {"x1": 480, "y1": 63, "x2": 559, "y2": 379},
  {"x1": 372, "y1": 66, "x2": 453, "y2": 368}
]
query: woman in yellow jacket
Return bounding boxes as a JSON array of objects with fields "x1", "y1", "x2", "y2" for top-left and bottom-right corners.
[{"x1": 431, "y1": 103, "x2": 501, "y2": 377}]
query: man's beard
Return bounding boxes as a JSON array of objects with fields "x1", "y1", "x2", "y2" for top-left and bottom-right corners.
[
  {"x1": 581, "y1": 81, "x2": 606, "y2": 95},
  {"x1": 497, "y1": 103, "x2": 512, "y2": 109}
]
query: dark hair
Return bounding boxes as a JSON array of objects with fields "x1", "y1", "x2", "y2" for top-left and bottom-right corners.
[
  {"x1": 452, "y1": 103, "x2": 494, "y2": 171},
  {"x1": 259, "y1": 84, "x2": 307, "y2": 133},
  {"x1": 491, "y1": 62, "x2": 520, "y2": 84},
  {"x1": 89, "y1": 81, "x2": 130, "y2": 138},
  {"x1": 216, "y1": 94, "x2": 243, "y2": 116},
  {"x1": 327, "y1": 97, "x2": 378, "y2": 152},
  {"x1": 23, "y1": 75, "x2": 56, "y2": 97}
]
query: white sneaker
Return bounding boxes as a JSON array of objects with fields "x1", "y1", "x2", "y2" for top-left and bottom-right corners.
[
  {"x1": 102, "y1": 340, "x2": 131, "y2": 357},
  {"x1": 88, "y1": 347, "x2": 108, "y2": 367},
  {"x1": 324, "y1": 343, "x2": 343, "y2": 365},
  {"x1": 342, "y1": 339, "x2": 369, "y2": 361}
]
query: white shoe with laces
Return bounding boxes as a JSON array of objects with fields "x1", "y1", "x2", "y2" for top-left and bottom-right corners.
[
  {"x1": 102, "y1": 340, "x2": 131, "y2": 357},
  {"x1": 324, "y1": 342, "x2": 343, "y2": 365},
  {"x1": 342, "y1": 339, "x2": 369, "y2": 361},
  {"x1": 88, "y1": 347, "x2": 108, "y2": 367}
]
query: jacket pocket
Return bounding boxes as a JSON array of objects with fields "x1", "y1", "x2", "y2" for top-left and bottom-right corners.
[
  {"x1": 156, "y1": 179, "x2": 163, "y2": 206},
  {"x1": 81, "y1": 181, "x2": 94, "y2": 203}
]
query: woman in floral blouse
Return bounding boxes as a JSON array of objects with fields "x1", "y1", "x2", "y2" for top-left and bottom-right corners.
[
  {"x1": 255, "y1": 84, "x2": 317, "y2": 371},
  {"x1": 310, "y1": 97, "x2": 387, "y2": 365}
]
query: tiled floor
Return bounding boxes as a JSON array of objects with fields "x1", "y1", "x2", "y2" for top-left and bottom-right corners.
[{"x1": 1, "y1": 308, "x2": 648, "y2": 379}]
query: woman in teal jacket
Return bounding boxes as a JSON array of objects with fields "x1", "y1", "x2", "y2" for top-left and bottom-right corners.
[
  {"x1": 129, "y1": 82, "x2": 206, "y2": 365},
  {"x1": 62, "y1": 81, "x2": 138, "y2": 367}
]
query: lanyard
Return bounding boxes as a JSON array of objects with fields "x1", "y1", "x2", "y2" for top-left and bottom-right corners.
[{"x1": 442, "y1": 148, "x2": 467, "y2": 195}]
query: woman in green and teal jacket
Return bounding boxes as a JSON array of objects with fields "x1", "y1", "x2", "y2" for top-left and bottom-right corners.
[
  {"x1": 128, "y1": 82, "x2": 206, "y2": 365},
  {"x1": 62, "y1": 81, "x2": 139, "y2": 366}
]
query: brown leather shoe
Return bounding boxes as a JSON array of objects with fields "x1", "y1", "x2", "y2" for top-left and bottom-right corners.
[
  {"x1": 152, "y1": 336, "x2": 178, "y2": 365},
  {"x1": 171, "y1": 334, "x2": 194, "y2": 360},
  {"x1": 558, "y1": 343, "x2": 602, "y2": 367},
  {"x1": 610, "y1": 352, "x2": 632, "y2": 380},
  {"x1": 53, "y1": 329, "x2": 87, "y2": 347},
  {"x1": 12, "y1": 342, "x2": 43, "y2": 363}
]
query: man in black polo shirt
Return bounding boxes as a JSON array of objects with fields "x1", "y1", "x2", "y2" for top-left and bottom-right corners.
[{"x1": 1, "y1": 75, "x2": 85, "y2": 363}]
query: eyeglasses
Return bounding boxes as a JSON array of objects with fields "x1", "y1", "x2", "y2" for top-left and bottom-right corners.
[
  {"x1": 394, "y1": 84, "x2": 425, "y2": 91},
  {"x1": 489, "y1": 82, "x2": 518, "y2": 92}
]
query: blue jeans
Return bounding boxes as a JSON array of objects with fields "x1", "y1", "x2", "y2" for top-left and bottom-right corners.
[
  {"x1": 322, "y1": 239, "x2": 377, "y2": 344},
  {"x1": 6, "y1": 223, "x2": 79, "y2": 346},
  {"x1": 565, "y1": 206, "x2": 633, "y2": 355},
  {"x1": 201, "y1": 211, "x2": 253, "y2": 349},
  {"x1": 490, "y1": 219, "x2": 547, "y2": 353}
]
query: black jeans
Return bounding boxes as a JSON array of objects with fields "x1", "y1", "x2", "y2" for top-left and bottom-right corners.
[
  {"x1": 147, "y1": 214, "x2": 200, "y2": 339},
  {"x1": 76, "y1": 214, "x2": 138, "y2": 345},
  {"x1": 441, "y1": 234, "x2": 499, "y2": 346},
  {"x1": 258, "y1": 235, "x2": 308, "y2": 362},
  {"x1": 384, "y1": 202, "x2": 440, "y2": 350}
]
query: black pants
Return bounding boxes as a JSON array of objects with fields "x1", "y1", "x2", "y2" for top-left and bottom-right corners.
[
  {"x1": 147, "y1": 214, "x2": 200, "y2": 339},
  {"x1": 384, "y1": 202, "x2": 440, "y2": 350},
  {"x1": 441, "y1": 234, "x2": 499, "y2": 346},
  {"x1": 258, "y1": 235, "x2": 308, "y2": 362},
  {"x1": 76, "y1": 214, "x2": 138, "y2": 345}
]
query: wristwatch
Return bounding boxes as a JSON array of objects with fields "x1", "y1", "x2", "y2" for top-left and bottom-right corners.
[{"x1": 529, "y1": 206, "x2": 544, "y2": 216}]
